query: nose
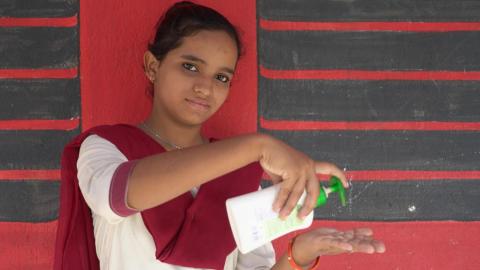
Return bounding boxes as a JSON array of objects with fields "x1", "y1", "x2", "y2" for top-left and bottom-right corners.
[{"x1": 193, "y1": 76, "x2": 213, "y2": 97}]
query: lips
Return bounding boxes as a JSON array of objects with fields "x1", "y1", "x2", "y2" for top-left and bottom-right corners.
[{"x1": 185, "y1": 98, "x2": 210, "y2": 111}]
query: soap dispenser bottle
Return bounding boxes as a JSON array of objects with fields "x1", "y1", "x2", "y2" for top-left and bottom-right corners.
[{"x1": 226, "y1": 176, "x2": 347, "y2": 254}]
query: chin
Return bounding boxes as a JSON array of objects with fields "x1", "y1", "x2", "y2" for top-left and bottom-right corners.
[{"x1": 179, "y1": 116, "x2": 209, "y2": 127}]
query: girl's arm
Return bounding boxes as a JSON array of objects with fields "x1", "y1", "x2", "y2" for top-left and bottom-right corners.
[{"x1": 127, "y1": 133, "x2": 347, "y2": 219}]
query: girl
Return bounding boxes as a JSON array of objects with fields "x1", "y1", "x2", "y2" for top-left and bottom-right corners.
[{"x1": 54, "y1": 1, "x2": 385, "y2": 270}]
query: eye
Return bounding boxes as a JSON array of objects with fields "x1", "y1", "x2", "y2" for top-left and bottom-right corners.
[
  {"x1": 182, "y1": 63, "x2": 198, "y2": 72},
  {"x1": 216, "y1": 74, "x2": 230, "y2": 83}
]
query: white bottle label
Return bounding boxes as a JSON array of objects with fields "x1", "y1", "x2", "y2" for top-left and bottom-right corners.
[{"x1": 226, "y1": 184, "x2": 313, "y2": 254}]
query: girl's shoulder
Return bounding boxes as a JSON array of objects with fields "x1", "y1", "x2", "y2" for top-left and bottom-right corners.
[
  {"x1": 85, "y1": 123, "x2": 138, "y2": 135},
  {"x1": 81, "y1": 123, "x2": 145, "y2": 143},
  {"x1": 82, "y1": 124, "x2": 166, "y2": 159},
  {"x1": 66, "y1": 123, "x2": 157, "y2": 156}
]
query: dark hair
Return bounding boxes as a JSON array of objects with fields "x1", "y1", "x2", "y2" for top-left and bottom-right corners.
[{"x1": 149, "y1": 1, "x2": 243, "y2": 61}]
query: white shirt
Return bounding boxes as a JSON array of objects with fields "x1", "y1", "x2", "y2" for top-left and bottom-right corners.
[{"x1": 77, "y1": 135, "x2": 276, "y2": 270}]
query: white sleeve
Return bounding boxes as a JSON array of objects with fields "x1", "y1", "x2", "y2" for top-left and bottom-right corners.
[
  {"x1": 77, "y1": 134, "x2": 128, "y2": 224},
  {"x1": 236, "y1": 242, "x2": 276, "y2": 270}
]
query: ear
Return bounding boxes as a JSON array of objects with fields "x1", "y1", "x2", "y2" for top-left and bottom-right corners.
[{"x1": 143, "y1": 51, "x2": 159, "y2": 83}]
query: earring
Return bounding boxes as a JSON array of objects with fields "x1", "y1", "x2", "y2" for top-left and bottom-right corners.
[{"x1": 148, "y1": 75, "x2": 155, "y2": 83}]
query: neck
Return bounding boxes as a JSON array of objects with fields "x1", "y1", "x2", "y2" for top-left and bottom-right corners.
[{"x1": 142, "y1": 113, "x2": 205, "y2": 149}]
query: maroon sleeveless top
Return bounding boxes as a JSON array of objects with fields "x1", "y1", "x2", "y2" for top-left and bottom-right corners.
[{"x1": 54, "y1": 124, "x2": 263, "y2": 269}]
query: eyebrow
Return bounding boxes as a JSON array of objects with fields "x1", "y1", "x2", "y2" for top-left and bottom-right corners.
[{"x1": 180, "y1": 54, "x2": 235, "y2": 75}]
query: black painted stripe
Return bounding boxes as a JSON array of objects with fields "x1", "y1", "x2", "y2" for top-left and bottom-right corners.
[
  {"x1": 259, "y1": 130, "x2": 480, "y2": 171},
  {"x1": 259, "y1": 30, "x2": 480, "y2": 71},
  {"x1": 0, "y1": 129, "x2": 78, "y2": 170},
  {"x1": 261, "y1": 179, "x2": 480, "y2": 221},
  {"x1": 0, "y1": 0, "x2": 77, "y2": 18},
  {"x1": 3, "y1": 179, "x2": 479, "y2": 222},
  {"x1": 0, "y1": 180, "x2": 58, "y2": 222},
  {"x1": 0, "y1": 27, "x2": 77, "y2": 69},
  {"x1": 258, "y1": 0, "x2": 480, "y2": 22},
  {"x1": 259, "y1": 78, "x2": 480, "y2": 122},
  {"x1": 0, "y1": 79, "x2": 79, "y2": 119}
]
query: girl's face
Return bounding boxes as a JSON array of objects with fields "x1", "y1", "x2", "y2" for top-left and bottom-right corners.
[{"x1": 146, "y1": 30, "x2": 238, "y2": 128}]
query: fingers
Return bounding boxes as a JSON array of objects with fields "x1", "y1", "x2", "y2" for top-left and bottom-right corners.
[
  {"x1": 315, "y1": 162, "x2": 349, "y2": 188},
  {"x1": 372, "y1": 240, "x2": 386, "y2": 253},
  {"x1": 306, "y1": 227, "x2": 385, "y2": 256},
  {"x1": 272, "y1": 182, "x2": 292, "y2": 213},
  {"x1": 313, "y1": 235, "x2": 353, "y2": 256},
  {"x1": 323, "y1": 237, "x2": 353, "y2": 253},
  {"x1": 272, "y1": 170, "x2": 301, "y2": 213},
  {"x1": 349, "y1": 237, "x2": 386, "y2": 254},
  {"x1": 348, "y1": 228, "x2": 385, "y2": 254},
  {"x1": 274, "y1": 162, "x2": 347, "y2": 218},
  {"x1": 278, "y1": 178, "x2": 305, "y2": 218},
  {"x1": 351, "y1": 227, "x2": 373, "y2": 236},
  {"x1": 298, "y1": 171, "x2": 320, "y2": 219},
  {"x1": 278, "y1": 166, "x2": 321, "y2": 219},
  {"x1": 350, "y1": 238, "x2": 376, "y2": 254},
  {"x1": 315, "y1": 227, "x2": 339, "y2": 234}
]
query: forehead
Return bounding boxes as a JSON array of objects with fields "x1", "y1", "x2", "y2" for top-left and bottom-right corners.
[{"x1": 169, "y1": 30, "x2": 238, "y2": 69}]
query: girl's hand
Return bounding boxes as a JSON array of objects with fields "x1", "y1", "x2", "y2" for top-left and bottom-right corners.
[
  {"x1": 258, "y1": 135, "x2": 348, "y2": 219},
  {"x1": 291, "y1": 228, "x2": 386, "y2": 266}
]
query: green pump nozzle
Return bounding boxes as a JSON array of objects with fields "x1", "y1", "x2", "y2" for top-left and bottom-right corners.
[{"x1": 315, "y1": 176, "x2": 347, "y2": 208}]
